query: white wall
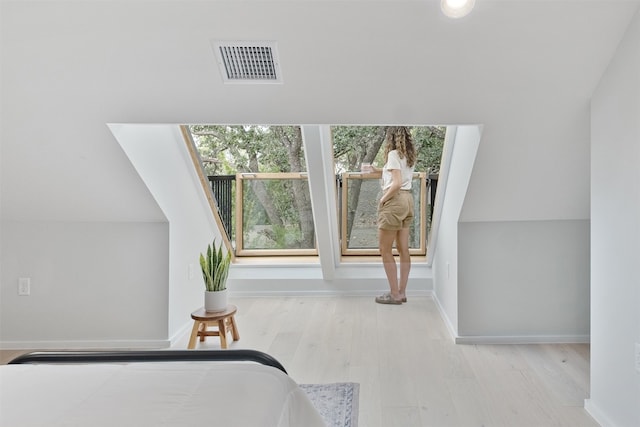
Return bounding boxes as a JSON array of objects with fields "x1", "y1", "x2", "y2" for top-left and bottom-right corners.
[
  {"x1": 458, "y1": 219, "x2": 590, "y2": 342},
  {"x1": 431, "y1": 102, "x2": 592, "y2": 345},
  {"x1": 431, "y1": 120, "x2": 590, "y2": 344},
  {"x1": 0, "y1": 220, "x2": 169, "y2": 347},
  {"x1": 448, "y1": 77, "x2": 593, "y2": 344},
  {"x1": 110, "y1": 124, "x2": 222, "y2": 341},
  {"x1": 432, "y1": 126, "x2": 481, "y2": 336},
  {"x1": 587, "y1": 9, "x2": 640, "y2": 427}
]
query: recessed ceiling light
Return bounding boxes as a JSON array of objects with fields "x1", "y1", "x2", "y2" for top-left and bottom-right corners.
[{"x1": 441, "y1": 0, "x2": 476, "y2": 19}]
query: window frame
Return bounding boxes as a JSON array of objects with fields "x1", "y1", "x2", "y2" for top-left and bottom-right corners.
[
  {"x1": 340, "y1": 171, "x2": 428, "y2": 256},
  {"x1": 235, "y1": 172, "x2": 318, "y2": 257}
]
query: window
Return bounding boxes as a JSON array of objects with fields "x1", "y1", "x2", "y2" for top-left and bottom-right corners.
[
  {"x1": 186, "y1": 124, "x2": 445, "y2": 258},
  {"x1": 341, "y1": 171, "x2": 428, "y2": 255},
  {"x1": 235, "y1": 172, "x2": 316, "y2": 256}
]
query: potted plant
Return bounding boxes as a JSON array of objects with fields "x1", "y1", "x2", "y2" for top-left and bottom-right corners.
[{"x1": 199, "y1": 238, "x2": 231, "y2": 312}]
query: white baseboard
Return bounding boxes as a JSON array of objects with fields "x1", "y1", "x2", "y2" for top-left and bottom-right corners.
[
  {"x1": 454, "y1": 334, "x2": 590, "y2": 345},
  {"x1": 432, "y1": 293, "x2": 459, "y2": 342},
  {"x1": 431, "y1": 292, "x2": 590, "y2": 345},
  {"x1": 584, "y1": 399, "x2": 612, "y2": 427},
  {"x1": 0, "y1": 340, "x2": 170, "y2": 351},
  {"x1": 169, "y1": 320, "x2": 195, "y2": 347}
]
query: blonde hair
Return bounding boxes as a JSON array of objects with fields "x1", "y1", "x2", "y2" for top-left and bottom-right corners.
[{"x1": 383, "y1": 126, "x2": 416, "y2": 168}]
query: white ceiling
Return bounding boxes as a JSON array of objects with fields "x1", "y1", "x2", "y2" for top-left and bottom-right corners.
[{"x1": 1, "y1": 0, "x2": 639, "y2": 222}]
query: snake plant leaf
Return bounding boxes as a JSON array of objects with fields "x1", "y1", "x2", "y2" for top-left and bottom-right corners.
[
  {"x1": 199, "y1": 239, "x2": 231, "y2": 292},
  {"x1": 213, "y1": 250, "x2": 231, "y2": 291}
]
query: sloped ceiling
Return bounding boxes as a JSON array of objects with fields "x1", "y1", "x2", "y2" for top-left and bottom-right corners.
[{"x1": 1, "y1": 0, "x2": 638, "y2": 221}]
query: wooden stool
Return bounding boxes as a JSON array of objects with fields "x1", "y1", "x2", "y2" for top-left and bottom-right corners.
[{"x1": 187, "y1": 304, "x2": 239, "y2": 349}]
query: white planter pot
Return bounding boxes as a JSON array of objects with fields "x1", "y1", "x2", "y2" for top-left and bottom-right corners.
[{"x1": 204, "y1": 289, "x2": 228, "y2": 313}]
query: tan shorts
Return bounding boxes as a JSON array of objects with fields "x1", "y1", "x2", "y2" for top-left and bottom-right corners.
[{"x1": 377, "y1": 190, "x2": 414, "y2": 230}]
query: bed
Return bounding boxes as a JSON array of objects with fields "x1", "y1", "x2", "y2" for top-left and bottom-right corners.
[{"x1": 1, "y1": 349, "x2": 326, "y2": 427}]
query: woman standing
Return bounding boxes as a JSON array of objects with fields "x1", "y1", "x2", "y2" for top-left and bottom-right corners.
[{"x1": 371, "y1": 127, "x2": 416, "y2": 305}]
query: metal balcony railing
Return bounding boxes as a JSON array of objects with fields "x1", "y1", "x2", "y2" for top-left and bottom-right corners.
[
  {"x1": 208, "y1": 175, "x2": 235, "y2": 239},
  {"x1": 208, "y1": 172, "x2": 438, "y2": 257}
]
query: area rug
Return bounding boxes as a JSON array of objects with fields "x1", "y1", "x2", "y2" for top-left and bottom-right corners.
[{"x1": 300, "y1": 382, "x2": 360, "y2": 427}]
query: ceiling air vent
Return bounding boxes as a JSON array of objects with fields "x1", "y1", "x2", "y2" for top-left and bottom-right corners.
[{"x1": 213, "y1": 41, "x2": 282, "y2": 84}]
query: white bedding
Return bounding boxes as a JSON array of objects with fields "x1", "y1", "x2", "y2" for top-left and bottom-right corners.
[{"x1": 0, "y1": 362, "x2": 326, "y2": 427}]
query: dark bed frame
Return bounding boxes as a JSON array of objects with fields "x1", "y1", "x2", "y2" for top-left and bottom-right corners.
[{"x1": 8, "y1": 349, "x2": 288, "y2": 374}]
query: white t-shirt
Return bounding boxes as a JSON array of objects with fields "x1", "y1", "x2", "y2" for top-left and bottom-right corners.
[{"x1": 382, "y1": 150, "x2": 414, "y2": 191}]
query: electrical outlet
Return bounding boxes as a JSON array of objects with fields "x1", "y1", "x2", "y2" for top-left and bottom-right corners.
[
  {"x1": 18, "y1": 277, "x2": 31, "y2": 296},
  {"x1": 635, "y1": 343, "x2": 640, "y2": 374}
]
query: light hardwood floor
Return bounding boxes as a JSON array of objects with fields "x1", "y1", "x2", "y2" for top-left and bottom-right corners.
[{"x1": 1, "y1": 296, "x2": 598, "y2": 427}]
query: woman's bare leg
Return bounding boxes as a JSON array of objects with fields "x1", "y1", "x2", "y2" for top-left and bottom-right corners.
[
  {"x1": 378, "y1": 228, "x2": 401, "y2": 300},
  {"x1": 396, "y1": 227, "x2": 411, "y2": 299}
]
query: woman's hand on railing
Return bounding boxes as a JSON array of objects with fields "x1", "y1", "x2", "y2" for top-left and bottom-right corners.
[{"x1": 360, "y1": 163, "x2": 382, "y2": 174}]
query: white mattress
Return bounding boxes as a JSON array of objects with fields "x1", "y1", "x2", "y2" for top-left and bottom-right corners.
[{"x1": 0, "y1": 362, "x2": 326, "y2": 427}]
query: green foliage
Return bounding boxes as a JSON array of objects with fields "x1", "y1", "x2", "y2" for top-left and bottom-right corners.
[
  {"x1": 331, "y1": 126, "x2": 445, "y2": 173},
  {"x1": 199, "y1": 239, "x2": 231, "y2": 292},
  {"x1": 243, "y1": 224, "x2": 306, "y2": 250},
  {"x1": 191, "y1": 124, "x2": 445, "y2": 176},
  {"x1": 268, "y1": 180, "x2": 298, "y2": 223},
  {"x1": 241, "y1": 178, "x2": 312, "y2": 249},
  {"x1": 189, "y1": 124, "x2": 445, "y2": 252},
  {"x1": 332, "y1": 126, "x2": 385, "y2": 172},
  {"x1": 413, "y1": 126, "x2": 446, "y2": 173},
  {"x1": 190, "y1": 125, "x2": 303, "y2": 175}
]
